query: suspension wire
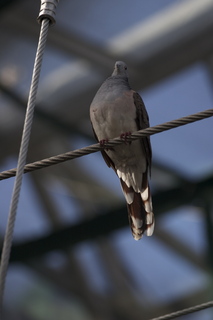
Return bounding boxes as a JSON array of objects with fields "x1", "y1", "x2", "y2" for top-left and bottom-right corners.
[
  {"x1": 149, "y1": 300, "x2": 213, "y2": 320},
  {"x1": 0, "y1": 18, "x2": 51, "y2": 314},
  {"x1": 0, "y1": 108, "x2": 212, "y2": 181}
]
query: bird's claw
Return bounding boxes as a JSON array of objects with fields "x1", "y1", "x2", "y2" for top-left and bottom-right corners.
[
  {"x1": 120, "y1": 131, "x2": 132, "y2": 144},
  {"x1": 99, "y1": 139, "x2": 109, "y2": 150}
]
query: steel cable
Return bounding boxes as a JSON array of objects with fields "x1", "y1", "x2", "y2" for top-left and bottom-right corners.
[
  {"x1": 149, "y1": 300, "x2": 213, "y2": 320},
  {"x1": 0, "y1": 108, "x2": 212, "y2": 181},
  {"x1": 0, "y1": 18, "x2": 50, "y2": 313}
]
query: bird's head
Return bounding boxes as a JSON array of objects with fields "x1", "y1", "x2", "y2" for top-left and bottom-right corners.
[{"x1": 112, "y1": 61, "x2": 128, "y2": 77}]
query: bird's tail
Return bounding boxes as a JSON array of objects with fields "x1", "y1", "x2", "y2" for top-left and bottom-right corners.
[{"x1": 120, "y1": 180, "x2": 154, "y2": 240}]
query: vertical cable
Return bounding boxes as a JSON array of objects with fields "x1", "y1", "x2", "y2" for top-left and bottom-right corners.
[{"x1": 0, "y1": 17, "x2": 50, "y2": 315}]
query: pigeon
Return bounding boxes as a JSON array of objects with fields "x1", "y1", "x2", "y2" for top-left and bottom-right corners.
[{"x1": 90, "y1": 61, "x2": 154, "y2": 240}]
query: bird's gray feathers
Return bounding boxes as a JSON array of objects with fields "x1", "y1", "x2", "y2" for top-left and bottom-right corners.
[{"x1": 90, "y1": 61, "x2": 154, "y2": 240}]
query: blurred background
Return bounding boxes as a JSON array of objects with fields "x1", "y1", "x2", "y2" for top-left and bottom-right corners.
[{"x1": 0, "y1": 0, "x2": 213, "y2": 319}]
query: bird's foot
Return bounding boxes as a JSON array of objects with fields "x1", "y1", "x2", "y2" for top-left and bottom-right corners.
[
  {"x1": 120, "y1": 131, "x2": 132, "y2": 144},
  {"x1": 99, "y1": 139, "x2": 109, "y2": 150}
]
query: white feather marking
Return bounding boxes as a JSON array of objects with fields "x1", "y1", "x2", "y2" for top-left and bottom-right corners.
[
  {"x1": 117, "y1": 170, "x2": 122, "y2": 178},
  {"x1": 146, "y1": 212, "x2": 153, "y2": 224},
  {"x1": 123, "y1": 171, "x2": 128, "y2": 183},
  {"x1": 144, "y1": 201, "x2": 152, "y2": 212},
  {"x1": 146, "y1": 219, "x2": 155, "y2": 236},
  {"x1": 132, "y1": 172, "x2": 140, "y2": 192},
  {"x1": 131, "y1": 216, "x2": 143, "y2": 228},
  {"x1": 131, "y1": 171, "x2": 136, "y2": 185},
  {"x1": 144, "y1": 200, "x2": 153, "y2": 213},
  {"x1": 117, "y1": 167, "x2": 143, "y2": 192},
  {"x1": 142, "y1": 187, "x2": 149, "y2": 201},
  {"x1": 117, "y1": 170, "x2": 128, "y2": 186},
  {"x1": 123, "y1": 190, "x2": 134, "y2": 204},
  {"x1": 133, "y1": 233, "x2": 142, "y2": 241}
]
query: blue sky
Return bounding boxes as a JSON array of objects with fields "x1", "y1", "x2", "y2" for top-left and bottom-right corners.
[{"x1": 1, "y1": 1, "x2": 213, "y2": 319}]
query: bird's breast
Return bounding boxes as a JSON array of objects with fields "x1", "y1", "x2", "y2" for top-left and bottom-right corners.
[{"x1": 90, "y1": 90, "x2": 137, "y2": 141}]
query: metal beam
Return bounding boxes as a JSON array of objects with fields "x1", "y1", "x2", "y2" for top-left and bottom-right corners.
[{"x1": 5, "y1": 176, "x2": 213, "y2": 262}]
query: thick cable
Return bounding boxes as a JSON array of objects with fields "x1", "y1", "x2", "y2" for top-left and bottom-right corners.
[
  {"x1": 149, "y1": 300, "x2": 213, "y2": 320},
  {"x1": 0, "y1": 18, "x2": 50, "y2": 313},
  {"x1": 0, "y1": 108, "x2": 212, "y2": 181}
]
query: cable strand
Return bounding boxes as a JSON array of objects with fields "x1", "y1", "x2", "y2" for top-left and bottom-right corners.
[
  {"x1": 148, "y1": 300, "x2": 213, "y2": 320},
  {"x1": 0, "y1": 108, "x2": 212, "y2": 181},
  {"x1": 0, "y1": 18, "x2": 50, "y2": 313}
]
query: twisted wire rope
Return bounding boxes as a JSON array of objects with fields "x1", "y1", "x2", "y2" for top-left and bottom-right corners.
[
  {"x1": 149, "y1": 300, "x2": 213, "y2": 320},
  {"x1": 0, "y1": 108, "x2": 212, "y2": 181},
  {"x1": 0, "y1": 18, "x2": 50, "y2": 312}
]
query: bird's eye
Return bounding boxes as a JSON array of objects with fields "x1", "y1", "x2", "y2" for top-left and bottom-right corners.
[{"x1": 124, "y1": 66, "x2": 127, "y2": 70}]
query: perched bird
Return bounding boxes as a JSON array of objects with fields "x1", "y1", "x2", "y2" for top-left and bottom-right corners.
[{"x1": 90, "y1": 61, "x2": 154, "y2": 240}]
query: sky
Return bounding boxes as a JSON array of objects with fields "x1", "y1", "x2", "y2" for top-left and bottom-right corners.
[{"x1": 1, "y1": 0, "x2": 213, "y2": 319}]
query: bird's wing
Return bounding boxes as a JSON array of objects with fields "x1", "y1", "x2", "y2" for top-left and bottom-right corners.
[{"x1": 133, "y1": 91, "x2": 152, "y2": 175}]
